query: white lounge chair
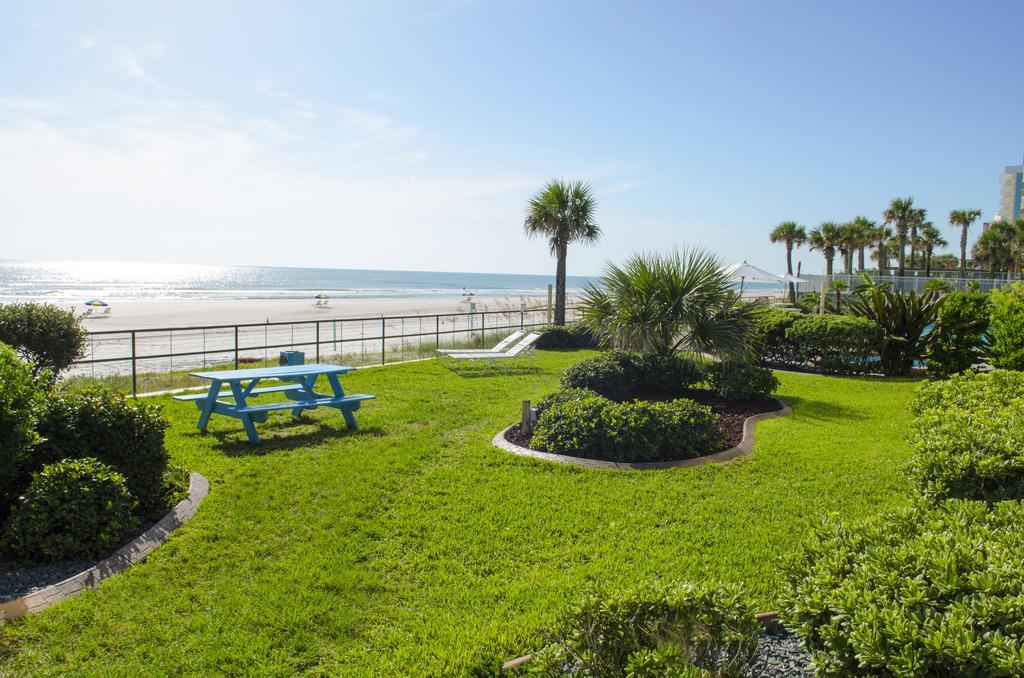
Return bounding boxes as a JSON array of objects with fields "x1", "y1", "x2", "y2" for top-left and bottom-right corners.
[
  {"x1": 436, "y1": 331, "x2": 524, "y2": 357},
  {"x1": 443, "y1": 333, "x2": 541, "y2": 374}
]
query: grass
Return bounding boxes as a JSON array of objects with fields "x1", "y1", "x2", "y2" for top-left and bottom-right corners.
[{"x1": 0, "y1": 351, "x2": 919, "y2": 675}]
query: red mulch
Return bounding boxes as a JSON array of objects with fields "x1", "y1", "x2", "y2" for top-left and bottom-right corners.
[{"x1": 505, "y1": 389, "x2": 781, "y2": 452}]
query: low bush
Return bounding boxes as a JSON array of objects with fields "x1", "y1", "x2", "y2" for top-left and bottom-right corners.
[
  {"x1": 749, "y1": 307, "x2": 802, "y2": 366},
  {"x1": 534, "y1": 324, "x2": 598, "y2": 350},
  {"x1": 0, "y1": 302, "x2": 87, "y2": 379},
  {"x1": 34, "y1": 389, "x2": 169, "y2": 514},
  {"x1": 0, "y1": 344, "x2": 40, "y2": 521},
  {"x1": 785, "y1": 315, "x2": 879, "y2": 374},
  {"x1": 3, "y1": 458, "x2": 137, "y2": 561},
  {"x1": 926, "y1": 290, "x2": 991, "y2": 376},
  {"x1": 529, "y1": 581, "x2": 759, "y2": 677},
  {"x1": 781, "y1": 500, "x2": 1024, "y2": 676},
  {"x1": 534, "y1": 387, "x2": 599, "y2": 419},
  {"x1": 908, "y1": 370, "x2": 1024, "y2": 502},
  {"x1": 988, "y1": 283, "x2": 1024, "y2": 370},
  {"x1": 532, "y1": 396, "x2": 721, "y2": 462},
  {"x1": 848, "y1": 280, "x2": 944, "y2": 376},
  {"x1": 560, "y1": 350, "x2": 704, "y2": 400},
  {"x1": 706, "y1": 361, "x2": 779, "y2": 401}
]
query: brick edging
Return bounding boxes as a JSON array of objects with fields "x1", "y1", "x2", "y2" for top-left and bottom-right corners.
[
  {"x1": 491, "y1": 398, "x2": 792, "y2": 470},
  {"x1": 0, "y1": 471, "x2": 210, "y2": 623}
]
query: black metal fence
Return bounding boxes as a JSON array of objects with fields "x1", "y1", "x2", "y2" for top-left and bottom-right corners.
[{"x1": 71, "y1": 305, "x2": 579, "y2": 395}]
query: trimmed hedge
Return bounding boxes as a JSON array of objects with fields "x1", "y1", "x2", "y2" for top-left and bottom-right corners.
[
  {"x1": 909, "y1": 370, "x2": 1024, "y2": 502},
  {"x1": 534, "y1": 387, "x2": 599, "y2": 419},
  {"x1": 534, "y1": 324, "x2": 598, "y2": 350},
  {"x1": 560, "y1": 350, "x2": 704, "y2": 400},
  {"x1": 785, "y1": 315, "x2": 879, "y2": 375},
  {"x1": 749, "y1": 307, "x2": 802, "y2": 367},
  {"x1": 532, "y1": 394, "x2": 722, "y2": 462},
  {"x1": 3, "y1": 458, "x2": 137, "y2": 561},
  {"x1": 926, "y1": 290, "x2": 991, "y2": 376},
  {"x1": 34, "y1": 389, "x2": 170, "y2": 513},
  {"x1": 0, "y1": 302, "x2": 87, "y2": 379},
  {"x1": 988, "y1": 283, "x2": 1024, "y2": 370},
  {"x1": 0, "y1": 344, "x2": 39, "y2": 522},
  {"x1": 530, "y1": 582, "x2": 760, "y2": 677},
  {"x1": 706, "y1": 361, "x2": 779, "y2": 401},
  {"x1": 782, "y1": 500, "x2": 1024, "y2": 676}
]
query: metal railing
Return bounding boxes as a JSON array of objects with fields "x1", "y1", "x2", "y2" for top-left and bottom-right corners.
[{"x1": 71, "y1": 305, "x2": 580, "y2": 395}]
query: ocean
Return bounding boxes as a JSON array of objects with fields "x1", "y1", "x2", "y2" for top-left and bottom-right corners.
[{"x1": 0, "y1": 260, "x2": 596, "y2": 302}]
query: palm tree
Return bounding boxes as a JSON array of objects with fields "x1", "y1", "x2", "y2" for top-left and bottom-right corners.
[
  {"x1": 883, "y1": 197, "x2": 915, "y2": 276},
  {"x1": 808, "y1": 222, "x2": 843, "y2": 276},
  {"x1": 769, "y1": 221, "x2": 806, "y2": 304},
  {"x1": 579, "y1": 248, "x2": 753, "y2": 359},
  {"x1": 524, "y1": 179, "x2": 600, "y2": 325},
  {"x1": 873, "y1": 223, "x2": 894, "y2": 275},
  {"x1": 948, "y1": 209, "x2": 982, "y2": 279},
  {"x1": 836, "y1": 223, "x2": 858, "y2": 275},
  {"x1": 908, "y1": 207, "x2": 927, "y2": 270},
  {"x1": 849, "y1": 216, "x2": 876, "y2": 272},
  {"x1": 917, "y1": 223, "x2": 947, "y2": 276},
  {"x1": 973, "y1": 223, "x2": 1013, "y2": 277}
]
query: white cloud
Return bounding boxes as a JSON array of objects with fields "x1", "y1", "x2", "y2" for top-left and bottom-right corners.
[
  {"x1": 0, "y1": 97, "x2": 61, "y2": 114},
  {"x1": 334, "y1": 106, "x2": 421, "y2": 148},
  {"x1": 114, "y1": 47, "x2": 157, "y2": 84}
]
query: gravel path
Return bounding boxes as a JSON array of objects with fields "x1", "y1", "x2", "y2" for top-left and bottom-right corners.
[{"x1": 748, "y1": 628, "x2": 814, "y2": 677}]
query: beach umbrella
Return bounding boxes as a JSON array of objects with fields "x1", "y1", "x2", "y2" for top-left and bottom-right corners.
[
  {"x1": 777, "y1": 273, "x2": 807, "y2": 283},
  {"x1": 314, "y1": 293, "x2": 329, "y2": 299},
  {"x1": 84, "y1": 298, "x2": 108, "y2": 307},
  {"x1": 723, "y1": 261, "x2": 782, "y2": 294}
]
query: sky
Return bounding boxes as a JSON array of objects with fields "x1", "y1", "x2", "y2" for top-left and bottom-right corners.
[{"x1": 1, "y1": 0, "x2": 1022, "y2": 276}]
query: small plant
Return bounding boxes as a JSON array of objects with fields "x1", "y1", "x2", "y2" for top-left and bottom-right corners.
[
  {"x1": 781, "y1": 500, "x2": 1024, "y2": 676},
  {"x1": 988, "y1": 283, "x2": 1024, "y2": 370},
  {"x1": 34, "y1": 388, "x2": 169, "y2": 515},
  {"x1": 785, "y1": 314, "x2": 879, "y2": 374},
  {"x1": 0, "y1": 344, "x2": 40, "y2": 522},
  {"x1": 529, "y1": 581, "x2": 759, "y2": 677},
  {"x1": 926, "y1": 289, "x2": 991, "y2": 376},
  {"x1": 534, "y1": 324, "x2": 598, "y2": 350},
  {"x1": 706, "y1": 361, "x2": 779, "y2": 401},
  {"x1": 532, "y1": 396, "x2": 721, "y2": 462},
  {"x1": 0, "y1": 302, "x2": 88, "y2": 380},
  {"x1": 847, "y1": 278, "x2": 944, "y2": 375},
  {"x1": 3, "y1": 458, "x2": 137, "y2": 561},
  {"x1": 908, "y1": 370, "x2": 1024, "y2": 502}
]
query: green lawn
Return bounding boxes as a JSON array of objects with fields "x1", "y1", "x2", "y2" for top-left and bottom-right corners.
[{"x1": 0, "y1": 351, "x2": 919, "y2": 676}]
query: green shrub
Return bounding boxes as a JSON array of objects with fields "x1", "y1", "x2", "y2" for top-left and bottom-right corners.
[
  {"x1": 534, "y1": 387, "x2": 599, "y2": 419},
  {"x1": 988, "y1": 283, "x2": 1024, "y2": 370},
  {"x1": 908, "y1": 370, "x2": 1024, "y2": 502},
  {"x1": 785, "y1": 315, "x2": 879, "y2": 374},
  {"x1": 34, "y1": 389, "x2": 169, "y2": 514},
  {"x1": 532, "y1": 396, "x2": 721, "y2": 462},
  {"x1": 534, "y1": 324, "x2": 598, "y2": 350},
  {"x1": 926, "y1": 290, "x2": 991, "y2": 376},
  {"x1": 3, "y1": 458, "x2": 137, "y2": 562},
  {"x1": 749, "y1": 307, "x2": 802, "y2": 366},
  {"x1": 706, "y1": 361, "x2": 779, "y2": 401},
  {"x1": 0, "y1": 302, "x2": 87, "y2": 379},
  {"x1": 529, "y1": 582, "x2": 759, "y2": 677},
  {"x1": 0, "y1": 344, "x2": 40, "y2": 521},
  {"x1": 781, "y1": 500, "x2": 1024, "y2": 676},
  {"x1": 560, "y1": 351, "x2": 703, "y2": 400},
  {"x1": 847, "y1": 280, "x2": 944, "y2": 376}
]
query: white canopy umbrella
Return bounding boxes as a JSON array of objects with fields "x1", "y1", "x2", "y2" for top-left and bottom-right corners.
[
  {"x1": 777, "y1": 273, "x2": 807, "y2": 283},
  {"x1": 723, "y1": 261, "x2": 783, "y2": 294}
]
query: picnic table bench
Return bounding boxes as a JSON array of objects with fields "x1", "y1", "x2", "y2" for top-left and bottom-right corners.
[{"x1": 174, "y1": 364, "x2": 374, "y2": 444}]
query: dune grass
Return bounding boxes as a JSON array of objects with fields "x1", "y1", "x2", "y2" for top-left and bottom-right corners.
[{"x1": 0, "y1": 351, "x2": 919, "y2": 675}]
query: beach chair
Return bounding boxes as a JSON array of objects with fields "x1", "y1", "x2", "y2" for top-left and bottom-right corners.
[
  {"x1": 102, "y1": 307, "x2": 112, "y2": 316},
  {"x1": 443, "y1": 333, "x2": 541, "y2": 374},
  {"x1": 435, "y1": 331, "x2": 523, "y2": 358}
]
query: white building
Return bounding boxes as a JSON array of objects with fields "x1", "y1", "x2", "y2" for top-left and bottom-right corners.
[{"x1": 997, "y1": 165, "x2": 1023, "y2": 221}]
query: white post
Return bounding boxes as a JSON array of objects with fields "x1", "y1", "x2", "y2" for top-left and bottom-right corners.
[{"x1": 546, "y1": 284, "x2": 553, "y2": 324}]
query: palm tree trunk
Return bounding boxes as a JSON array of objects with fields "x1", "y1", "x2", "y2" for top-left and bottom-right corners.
[
  {"x1": 897, "y1": 236, "x2": 906, "y2": 277},
  {"x1": 845, "y1": 250, "x2": 853, "y2": 275},
  {"x1": 785, "y1": 242, "x2": 795, "y2": 304},
  {"x1": 858, "y1": 246, "x2": 865, "y2": 272},
  {"x1": 925, "y1": 251, "x2": 931, "y2": 276},
  {"x1": 825, "y1": 253, "x2": 834, "y2": 277},
  {"x1": 878, "y1": 240, "x2": 887, "y2": 275},
  {"x1": 554, "y1": 242, "x2": 567, "y2": 325},
  {"x1": 909, "y1": 225, "x2": 917, "y2": 269},
  {"x1": 959, "y1": 226, "x2": 968, "y2": 279}
]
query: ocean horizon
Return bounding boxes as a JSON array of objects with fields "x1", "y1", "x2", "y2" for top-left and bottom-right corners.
[{"x1": 0, "y1": 259, "x2": 600, "y2": 302}]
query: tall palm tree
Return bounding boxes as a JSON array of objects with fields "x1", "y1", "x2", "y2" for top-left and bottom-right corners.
[
  {"x1": 973, "y1": 223, "x2": 1013, "y2": 277},
  {"x1": 873, "y1": 223, "x2": 894, "y2": 275},
  {"x1": 837, "y1": 222, "x2": 858, "y2": 275},
  {"x1": 948, "y1": 209, "x2": 982, "y2": 279},
  {"x1": 769, "y1": 221, "x2": 806, "y2": 304},
  {"x1": 808, "y1": 222, "x2": 843, "y2": 276},
  {"x1": 917, "y1": 223, "x2": 947, "y2": 276},
  {"x1": 849, "y1": 216, "x2": 876, "y2": 272},
  {"x1": 883, "y1": 197, "x2": 915, "y2": 276},
  {"x1": 908, "y1": 207, "x2": 927, "y2": 270},
  {"x1": 524, "y1": 179, "x2": 600, "y2": 325}
]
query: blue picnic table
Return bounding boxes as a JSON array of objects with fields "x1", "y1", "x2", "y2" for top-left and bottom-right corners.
[{"x1": 174, "y1": 364, "x2": 375, "y2": 444}]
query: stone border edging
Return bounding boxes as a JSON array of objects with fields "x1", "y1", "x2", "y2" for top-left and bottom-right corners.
[
  {"x1": 491, "y1": 398, "x2": 792, "y2": 470},
  {"x1": 0, "y1": 471, "x2": 210, "y2": 623},
  {"x1": 500, "y1": 610, "x2": 782, "y2": 671}
]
